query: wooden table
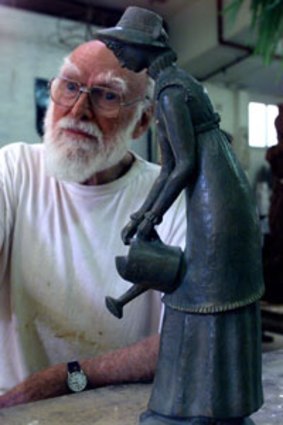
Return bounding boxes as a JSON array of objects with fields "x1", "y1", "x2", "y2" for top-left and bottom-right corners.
[{"x1": 0, "y1": 349, "x2": 282, "y2": 425}]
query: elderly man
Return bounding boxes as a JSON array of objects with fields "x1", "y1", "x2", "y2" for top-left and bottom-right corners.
[{"x1": 0, "y1": 40, "x2": 185, "y2": 407}]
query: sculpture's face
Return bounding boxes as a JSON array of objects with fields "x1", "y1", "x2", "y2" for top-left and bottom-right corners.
[
  {"x1": 120, "y1": 46, "x2": 148, "y2": 73},
  {"x1": 104, "y1": 39, "x2": 148, "y2": 73}
]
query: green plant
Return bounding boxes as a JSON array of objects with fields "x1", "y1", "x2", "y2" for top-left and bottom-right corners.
[{"x1": 226, "y1": 0, "x2": 283, "y2": 64}]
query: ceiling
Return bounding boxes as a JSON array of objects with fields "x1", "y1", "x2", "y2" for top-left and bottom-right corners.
[
  {"x1": 75, "y1": 0, "x2": 190, "y2": 19},
  {"x1": 186, "y1": 24, "x2": 283, "y2": 98},
  {"x1": 0, "y1": 0, "x2": 189, "y2": 26},
  {"x1": 1, "y1": 0, "x2": 283, "y2": 98}
]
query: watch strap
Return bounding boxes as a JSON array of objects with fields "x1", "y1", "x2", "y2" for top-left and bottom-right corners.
[{"x1": 67, "y1": 361, "x2": 81, "y2": 373}]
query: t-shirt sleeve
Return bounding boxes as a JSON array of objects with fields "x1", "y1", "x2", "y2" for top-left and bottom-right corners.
[{"x1": 0, "y1": 146, "x2": 17, "y2": 285}]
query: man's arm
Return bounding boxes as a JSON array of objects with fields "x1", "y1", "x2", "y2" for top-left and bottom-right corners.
[{"x1": 0, "y1": 334, "x2": 159, "y2": 409}]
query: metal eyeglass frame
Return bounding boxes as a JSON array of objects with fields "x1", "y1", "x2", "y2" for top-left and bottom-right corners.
[{"x1": 49, "y1": 76, "x2": 150, "y2": 116}]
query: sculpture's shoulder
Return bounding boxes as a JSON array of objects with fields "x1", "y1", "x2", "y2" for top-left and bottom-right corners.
[{"x1": 155, "y1": 66, "x2": 205, "y2": 102}]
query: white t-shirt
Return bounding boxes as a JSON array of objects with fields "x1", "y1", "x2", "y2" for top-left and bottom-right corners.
[{"x1": 0, "y1": 142, "x2": 186, "y2": 393}]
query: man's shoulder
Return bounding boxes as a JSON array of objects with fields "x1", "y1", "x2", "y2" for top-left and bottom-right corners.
[
  {"x1": 0, "y1": 142, "x2": 44, "y2": 179},
  {"x1": 0, "y1": 142, "x2": 43, "y2": 161}
]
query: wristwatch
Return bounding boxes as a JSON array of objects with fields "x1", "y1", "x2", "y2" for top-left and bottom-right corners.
[{"x1": 67, "y1": 361, "x2": 88, "y2": 393}]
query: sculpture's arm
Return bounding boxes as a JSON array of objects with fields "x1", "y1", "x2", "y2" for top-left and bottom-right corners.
[
  {"x1": 121, "y1": 147, "x2": 174, "y2": 244},
  {"x1": 137, "y1": 87, "x2": 195, "y2": 238}
]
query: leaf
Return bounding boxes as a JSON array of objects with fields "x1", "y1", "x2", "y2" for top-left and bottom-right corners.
[
  {"x1": 225, "y1": 0, "x2": 283, "y2": 64},
  {"x1": 223, "y1": 0, "x2": 245, "y2": 23}
]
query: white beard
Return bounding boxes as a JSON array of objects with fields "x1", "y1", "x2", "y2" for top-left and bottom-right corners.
[{"x1": 43, "y1": 104, "x2": 141, "y2": 183}]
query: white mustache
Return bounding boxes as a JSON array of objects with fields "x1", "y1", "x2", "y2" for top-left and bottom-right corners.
[{"x1": 58, "y1": 118, "x2": 102, "y2": 139}]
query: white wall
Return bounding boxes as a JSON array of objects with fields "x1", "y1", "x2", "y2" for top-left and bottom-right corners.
[{"x1": 0, "y1": 6, "x2": 89, "y2": 146}]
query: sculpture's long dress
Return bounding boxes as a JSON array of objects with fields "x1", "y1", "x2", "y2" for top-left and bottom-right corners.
[{"x1": 147, "y1": 64, "x2": 264, "y2": 418}]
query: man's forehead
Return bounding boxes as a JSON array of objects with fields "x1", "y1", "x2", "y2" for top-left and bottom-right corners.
[
  {"x1": 61, "y1": 40, "x2": 146, "y2": 91},
  {"x1": 66, "y1": 41, "x2": 122, "y2": 79},
  {"x1": 61, "y1": 58, "x2": 127, "y2": 89}
]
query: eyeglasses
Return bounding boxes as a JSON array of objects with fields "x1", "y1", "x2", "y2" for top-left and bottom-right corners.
[{"x1": 49, "y1": 76, "x2": 146, "y2": 118}]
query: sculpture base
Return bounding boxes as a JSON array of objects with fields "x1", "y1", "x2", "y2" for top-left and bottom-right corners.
[{"x1": 139, "y1": 410, "x2": 256, "y2": 425}]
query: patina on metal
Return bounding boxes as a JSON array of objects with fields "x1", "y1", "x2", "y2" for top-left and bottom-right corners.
[{"x1": 97, "y1": 6, "x2": 265, "y2": 425}]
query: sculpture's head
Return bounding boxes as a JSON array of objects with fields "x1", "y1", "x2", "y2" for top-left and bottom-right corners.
[{"x1": 96, "y1": 6, "x2": 170, "y2": 73}]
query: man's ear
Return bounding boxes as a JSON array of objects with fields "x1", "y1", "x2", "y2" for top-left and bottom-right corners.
[{"x1": 132, "y1": 104, "x2": 154, "y2": 139}]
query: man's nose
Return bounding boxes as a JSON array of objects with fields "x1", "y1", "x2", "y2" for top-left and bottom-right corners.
[{"x1": 69, "y1": 91, "x2": 94, "y2": 120}]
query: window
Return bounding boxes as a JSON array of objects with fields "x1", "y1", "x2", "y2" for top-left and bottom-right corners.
[{"x1": 248, "y1": 102, "x2": 278, "y2": 148}]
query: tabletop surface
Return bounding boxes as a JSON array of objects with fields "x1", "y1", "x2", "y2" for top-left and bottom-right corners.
[{"x1": 0, "y1": 349, "x2": 282, "y2": 425}]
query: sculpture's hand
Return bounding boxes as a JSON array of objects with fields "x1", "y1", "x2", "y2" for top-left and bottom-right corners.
[
  {"x1": 121, "y1": 211, "x2": 145, "y2": 245},
  {"x1": 121, "y1": 219, "x2": 139, "y2": 245},
  {"x1": 137, "y1": 219, "x2": 155, "y2": 241},
  {"x1": 137, "y1": 212, "x2": 162, "y2": 241}
]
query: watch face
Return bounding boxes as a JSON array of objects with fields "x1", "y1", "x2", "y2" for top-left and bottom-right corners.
[{"x1": 68, "y1": 371, "x2": 88, "y2": 392}]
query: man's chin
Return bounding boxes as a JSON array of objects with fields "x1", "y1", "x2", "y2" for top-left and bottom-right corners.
[
  {"x1": 44, "y1": 144, "x2": 129, "y2": 183},
  {"x1": 43, "y1": 124, "x2": 131, "y2": 183},
  {"x1": 44, "y1": 159, "x2": 93, "y2": 183}
]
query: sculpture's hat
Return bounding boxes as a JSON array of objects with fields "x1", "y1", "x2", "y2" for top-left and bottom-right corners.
[{"x1": 96, "y1": 6, "x2": 169, "y2": 48}]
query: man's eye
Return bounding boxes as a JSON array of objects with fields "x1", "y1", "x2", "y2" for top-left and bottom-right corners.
[
  {"x1": 65, "y1": 82, "x2": 78, "y2": 93},
  {"x1": 104, "y1": 91, "x2": 119, "y2": 102}
]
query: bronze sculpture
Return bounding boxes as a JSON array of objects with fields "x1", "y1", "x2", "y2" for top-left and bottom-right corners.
[{"x1": 97, "y1": 7, "x2": 264, "y2": 425}]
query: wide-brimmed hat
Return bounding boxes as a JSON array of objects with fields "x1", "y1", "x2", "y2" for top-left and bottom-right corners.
[{"x1": 96, "y1": 6, "x2": 169, "y2": 48}]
